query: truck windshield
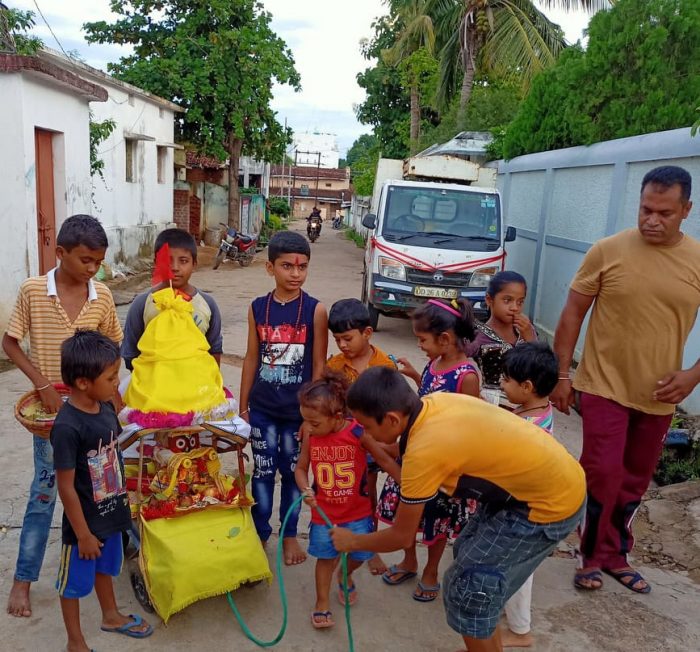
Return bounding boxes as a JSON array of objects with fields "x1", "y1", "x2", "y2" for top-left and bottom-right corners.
[{"x1": 382, "y1": 185, "x2": 501, "y2": 251}]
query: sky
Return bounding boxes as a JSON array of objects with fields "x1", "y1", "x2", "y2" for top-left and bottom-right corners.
[{"x1": 11, "y1": 0, "x2": 599, "y2": 156}]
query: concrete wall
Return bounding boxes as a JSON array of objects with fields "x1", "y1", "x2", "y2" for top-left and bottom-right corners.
[
  {"x1": 497, "y1": 127, "x2": 700, "y2": 413},
  {"x1": 89, "y1": 81, "x2": 176, "y2": 265},
  {"x1": 0, "y1": 72, "x2": 93, "y2": 331}
]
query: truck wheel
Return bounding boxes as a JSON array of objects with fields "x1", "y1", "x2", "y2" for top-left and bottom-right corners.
[
  {"x1": 212, "y1": 250, "x2": 225, "y2": 270},
  {"x1": 361, "y1": 270, "x2": 380, "y2": 331}
]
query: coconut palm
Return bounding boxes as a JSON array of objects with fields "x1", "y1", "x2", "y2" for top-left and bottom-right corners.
[
  {"x1": 431, "y1": 0, "x2": 612, "y2": 117},
  {"x1": 382, "y1": 0, "x2": 436, "y2": 151}
]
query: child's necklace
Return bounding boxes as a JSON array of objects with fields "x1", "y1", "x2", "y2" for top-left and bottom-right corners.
[
  {"x1": 273, "y1": 290, "x2": 301, "y2": 306},
  {"x1": 263, "y1": 291, "x2": 304, "y2": 366},
  {"x1": 516, "y1": 403, "x2": 550, "y2": 415}
]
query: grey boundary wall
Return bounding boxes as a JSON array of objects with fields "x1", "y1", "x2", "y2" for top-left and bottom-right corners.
[{"x1": 494, "y1": 127, "x2": 700, "y2": 413}]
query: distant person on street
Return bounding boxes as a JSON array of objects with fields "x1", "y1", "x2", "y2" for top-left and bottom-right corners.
[
  {"x1": 551, "y1": 165, "x2": 700, "y2": 594},
  {"x1": 307, "y1": 206, "x2": 323, "y2": 236}
]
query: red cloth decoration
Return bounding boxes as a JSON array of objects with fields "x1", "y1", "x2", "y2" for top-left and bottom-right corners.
[{"x1": 152, "y1": 243, "x2": 174, "y2": 286}]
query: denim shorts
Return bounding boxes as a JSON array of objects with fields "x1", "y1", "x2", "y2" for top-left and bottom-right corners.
[
  {"x1": 443, "y1": 502, "x2": 585, "y2": 639},
  {"x1": 308, "y1": 515, "x2": 374, "y2": 562},
  {"x1": 56, "y1": 531, "x2": 124, "y2": 599}
]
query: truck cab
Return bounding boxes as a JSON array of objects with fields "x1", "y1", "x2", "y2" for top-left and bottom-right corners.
[{"x1": 361, "y1": 165, "x2": 515, "y2": 330}]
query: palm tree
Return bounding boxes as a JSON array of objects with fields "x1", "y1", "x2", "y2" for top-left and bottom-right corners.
[
  {"x1": 432, "y1": 0, "x2": 612, "y2": 118},
  {"x1": 382, "y1": 0, "x2": 436, "y2": 152}
]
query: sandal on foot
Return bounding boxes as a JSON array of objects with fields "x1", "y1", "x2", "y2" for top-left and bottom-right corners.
[
  {"x1": 311, "y1": 610, "x2": 334, "y2": 629},
  {"x1": 574, "y1": 569, "x2": 603, "y2": 591},
  {"x1": 101, "y1": 613, "x2": 153, "y2": 638},
  {"x1": 338, "y1": 583, "x2": 358, "y2": 606},
  {"x1": 381, "y1": 564, "x2": 417, "y2": 586},
  {"x1": 603, "y1": 568, "x2": 651, "y2": 594},
  {"x1": 412, "y1": 581, "x2": 441, "y2": 602}
]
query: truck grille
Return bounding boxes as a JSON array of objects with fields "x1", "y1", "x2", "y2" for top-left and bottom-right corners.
[{"x1": 406, "y1": 268, "x2": 472, "y2": 288}]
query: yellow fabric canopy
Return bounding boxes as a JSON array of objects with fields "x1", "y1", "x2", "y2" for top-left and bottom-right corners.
[{"x1": 124, "y1": 287, "x2": 225, "y2": 414}]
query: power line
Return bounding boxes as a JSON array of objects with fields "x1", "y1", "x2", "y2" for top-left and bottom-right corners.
[{"x1": 32, "y1": 0, "x2": 70, "y2": 60}]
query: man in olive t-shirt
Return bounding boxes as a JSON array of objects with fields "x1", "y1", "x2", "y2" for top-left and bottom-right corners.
[{"x1": 552, "y1": 166, "x2": 700, "y2": 594}]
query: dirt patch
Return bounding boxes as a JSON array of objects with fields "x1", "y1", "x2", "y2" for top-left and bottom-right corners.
[
  {"x1": 221, "y1": 353, "x2": 244, "y2": 367},
  {"x1": 0, "y1": 359, "x2": 16, "y2": 373},
  {"x1": 545, "y1": 593, "x2": 687, "y2": 651}
]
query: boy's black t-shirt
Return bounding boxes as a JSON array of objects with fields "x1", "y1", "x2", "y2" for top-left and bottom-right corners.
[{"x1": 51, "y1": 401, "x2": 131, "y2": 544}]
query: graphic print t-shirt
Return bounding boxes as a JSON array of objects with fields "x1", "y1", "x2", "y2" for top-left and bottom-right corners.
[
  {"x1": 309, "y1": 420, "x2": 372, "y2": 525},
  {"x1": 249, "y1": 291, "x2": 319, "y2": 421},
  {"x1": 51, "y1": 402, "x2": 131, "y2": 544}
]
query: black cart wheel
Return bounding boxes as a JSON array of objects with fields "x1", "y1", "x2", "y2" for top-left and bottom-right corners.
[{"x1": 130, "y1": 571, "x2": 155, "y2": 613}]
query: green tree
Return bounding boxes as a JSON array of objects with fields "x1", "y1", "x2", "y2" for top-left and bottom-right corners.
[
  {"x1": 1, "y1": 6, "x2": 42, "y2": 54},
  {"x1": 345, "y1": 134, "x2": 380, "y2": 195},
  {"x1": 502, "y1": 0, "x2": 700, "y2": 159},
  {"x1": 382, "y1": 0, "x2": 437, "y2": 152},
  {"x1": 84, "y1": 0, "x2": 300, "y2": 229},
  {"x1": 356, "y1": 16, "x2": 411, "y2": 160},
  {"x1": 345, "y1": 134, "x2": 378, "y2": 170},
  {"x1": 431, "y1": 0, "x2": 609, "y2": 118}
]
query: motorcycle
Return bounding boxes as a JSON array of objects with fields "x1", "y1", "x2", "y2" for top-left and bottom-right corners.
[
  {"x1": 307, "y1": 218, "x2": 321, "y2": 243},
  {"x1": 212, "y1": 223, "x2": 258, "y2": 269},
  {"x1": 332, "y1": 215, "x2": 343, "y2": 229}
]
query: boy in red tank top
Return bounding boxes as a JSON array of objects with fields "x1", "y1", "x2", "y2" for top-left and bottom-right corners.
[{"x1": 295, "y1": 373, "x2": 400, "y2": 630}]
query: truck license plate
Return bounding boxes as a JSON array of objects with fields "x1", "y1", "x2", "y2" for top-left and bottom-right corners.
[{"x1": 413, "y1": 286, "x2": 459, "y2": 299}]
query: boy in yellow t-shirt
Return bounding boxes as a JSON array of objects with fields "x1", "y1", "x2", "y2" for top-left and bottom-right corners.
[
  {"x1": 332, "y1": 367, "x2": 585, "y2": 652},
  {"x1": 326, "y1": 298, "x2": 396, "y2": 575}
]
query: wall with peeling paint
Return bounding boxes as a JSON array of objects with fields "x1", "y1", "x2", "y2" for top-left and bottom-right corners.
[
  {"x1": 0, "y1": 71, "x2": 93, "y2": 333},
  {"x1": 89, "y1": 79, "x2": 178, "y2": 265}
]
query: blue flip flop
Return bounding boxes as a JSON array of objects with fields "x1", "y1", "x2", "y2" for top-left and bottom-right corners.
[
  {"x1": 382, "y1": 564, "x2": 417, "y2": 586},
  {"x1": 603, "y1": 568, "x2": 651, "y2": 594},
  {"x1": 101, "y1": 613, "x2": 153, "y2": 638},
  {"x1": 412, "y1": 581, "x2": 441, "y2": 602}
]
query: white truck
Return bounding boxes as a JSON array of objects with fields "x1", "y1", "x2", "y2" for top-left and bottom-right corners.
[{"x1": 360, "y1": 154, "x2": 515, "y2": 329}]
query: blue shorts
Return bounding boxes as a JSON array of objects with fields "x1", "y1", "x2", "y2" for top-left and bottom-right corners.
[
  {"x1": 308, "y1": 515, "x2": 374, "y2": 562},
  {"x1": 56, "y1": 532, "x2": 124, "y2": 599}
]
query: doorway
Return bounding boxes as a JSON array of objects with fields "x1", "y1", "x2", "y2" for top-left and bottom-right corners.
[{"x1": 35, "y1": 128, "x2": 57, "y2": 275}]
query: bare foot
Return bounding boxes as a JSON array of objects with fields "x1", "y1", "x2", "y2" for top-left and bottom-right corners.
[
  {"x1": 6, "y1": 580, "x2": 31, "y2": 618},
  {"x1": 66, "y1": 639, "x2": 92, "y2": 652},
  {"x1": 501, "y1": 626, "x2": 534, "y2": 648},
  {"x1": 367, "y1": 553, "x2": 387, "y2": 576},
  {"x1": 283, "y1": 537, "x2": 307, "y2": 565},
  {"x1": 101, "y1": 612, "x2": 152, "y2": 636}
]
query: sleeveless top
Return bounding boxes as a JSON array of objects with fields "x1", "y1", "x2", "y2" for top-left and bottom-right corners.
[
  {"x1": 309, "y1": 419, "x2": 372, "y2": 525},
  {"x1": 521, "y1": 402, "x2": 554, "y2": 435},
  {"x1": 466, "y1": 322, "x2": 530, "y2": 387},
  {"x1": 419, "y1": 358, "x2": 481, "y2": 397},
  {"x1": 249, "y1": 291, "x2": 319, "y2": 421}
]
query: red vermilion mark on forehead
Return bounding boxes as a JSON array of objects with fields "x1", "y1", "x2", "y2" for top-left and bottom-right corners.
[{"x1": 294, "y1": 256, "x2": 300, "y2": 266}]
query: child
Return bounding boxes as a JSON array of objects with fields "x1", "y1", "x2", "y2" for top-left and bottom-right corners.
[
  {"x1": 121, "y1": 228, "x2": 223, "y2": 370},
  {"x1": 294, "y1": 372, "x2": 400, "y2": 629},
  {"x1": 466, "y1": 271, "x2": 537, "y2": 387},
  {"x1": 326, "y1": 298, "x2": 397, "y2": 575},
  {"x1": 52, "y1": 331, "x2": 152, "y2": 650},
  {"x1": 239, "y1": 231, "x2": 328, "y2": 565},
  {"x1": 332, "y1": 367, "x2": 586, "y2": 652},
  {"x1": 382, "y1": 299, "x2": 481, "y2": 602},
  {"x1": 3, "y1": 214, "x2": 122, "y2": 618},
  {"x1": 499, "y1": 342, "x2": 559, "y2": 648}
]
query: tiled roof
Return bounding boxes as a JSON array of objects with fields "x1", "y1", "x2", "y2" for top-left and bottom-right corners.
[{"x1": 270, "y1": 165, "x2": 348, "y2": 180}]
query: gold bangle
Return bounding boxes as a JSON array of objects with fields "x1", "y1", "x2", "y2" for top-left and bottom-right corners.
[{"x1": 35, "y1": 383, "x2": 51, "y2": 391}]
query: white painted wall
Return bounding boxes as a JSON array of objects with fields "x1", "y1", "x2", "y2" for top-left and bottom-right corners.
[
  {"x1": 89, "y1": 80, "x2": 177, "y2": 265},
  {"x1": 0, "y1": 71, "x2": 93, "y2": 332}
]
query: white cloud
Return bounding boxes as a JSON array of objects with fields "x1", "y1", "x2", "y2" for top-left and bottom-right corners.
[{"x1": 12, "y1": 0, "x2": 603, "y2": 154}]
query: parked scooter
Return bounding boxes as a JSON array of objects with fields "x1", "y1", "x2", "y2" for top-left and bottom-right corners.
[
  {"x1": 307, "y1": 218, "x2": 322, "y2": 243},
  {"x1": 212, "y1": 223, "x2": 258, "y2": 269}
]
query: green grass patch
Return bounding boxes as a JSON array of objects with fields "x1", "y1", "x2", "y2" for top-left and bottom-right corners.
[{"x1": 345, "y1": 228, "x2": 366, "y2": 249}]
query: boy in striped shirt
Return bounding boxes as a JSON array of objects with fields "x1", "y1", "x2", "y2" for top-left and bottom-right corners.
[{"x1": 3, "y1": 215, "x2": 122, "y2": 619}]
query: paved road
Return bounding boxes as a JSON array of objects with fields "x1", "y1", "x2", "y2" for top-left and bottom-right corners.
[{"x1": 1, "y1": 223, "x2": 699, "y2": 651}]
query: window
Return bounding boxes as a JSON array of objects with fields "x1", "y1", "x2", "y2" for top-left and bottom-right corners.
[
  {"x1": 125, "y1": 139, "x2": 136, "y2": 182},
  {"x1": 325, "y1": 183, "x2": 332, "y2": 188},
  {"x1": 157, "y1": 146, "x2": 167, "y2": 184}
]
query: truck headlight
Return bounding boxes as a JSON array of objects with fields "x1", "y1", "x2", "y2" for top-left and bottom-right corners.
[
  {"x1": 469, "y1": 266, "x2": 498, "y2": 288},
  {"x1": 378, "y1": 256, "x2": 406, "y2": 281}
]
